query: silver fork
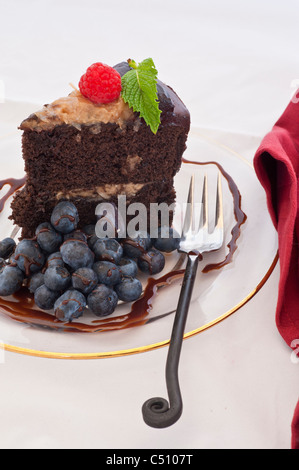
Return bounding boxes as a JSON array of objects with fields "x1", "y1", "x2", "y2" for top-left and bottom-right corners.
[{"x1": 142, "y1": 171, "x2": 224, "y2": 428}]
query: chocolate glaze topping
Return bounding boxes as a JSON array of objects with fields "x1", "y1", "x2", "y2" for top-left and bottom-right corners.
[{"x1": 113, "y1": 61, "x2": 190, "y2": 133}]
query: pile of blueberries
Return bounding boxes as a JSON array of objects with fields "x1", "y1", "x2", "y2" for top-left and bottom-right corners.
[{"x1": 0, "y1": 201, "x2": 180, "y2": 323}]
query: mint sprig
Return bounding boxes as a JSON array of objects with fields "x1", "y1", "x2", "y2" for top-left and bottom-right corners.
[{"x1": 121, "y1": 58, "x2": 161, "y2": 134}]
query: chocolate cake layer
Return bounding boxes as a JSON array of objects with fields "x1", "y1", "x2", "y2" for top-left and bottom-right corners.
[
  {"x1": 11, "y1": 180, "x2": 176, "y2": 239},
  {"x1": 20, "y1": 122, "x2": 187, "y2": 192}
]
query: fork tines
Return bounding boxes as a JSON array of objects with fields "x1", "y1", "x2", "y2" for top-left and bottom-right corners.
[{"x1": 180, "y1": 171, "x2": 224, "y2": 254}]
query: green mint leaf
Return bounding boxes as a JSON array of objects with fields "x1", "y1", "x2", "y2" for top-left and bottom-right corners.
[{"x1": 121, "y1": 58, "x2": 161, "y2": 134}]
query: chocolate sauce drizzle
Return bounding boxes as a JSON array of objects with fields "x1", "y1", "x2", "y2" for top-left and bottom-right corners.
[
  {"x1": 0, "y1": 177, "x2": 26, "y2": 212},
  {"x1": 181, "y1": 158, "x2": 247, "y2": 273},
  {"x1": 0, "y1": 160, "x2": 246, "y2": 333},
  {"x1": 0, "y1": 271, "x2": 184, "y2": 333}
]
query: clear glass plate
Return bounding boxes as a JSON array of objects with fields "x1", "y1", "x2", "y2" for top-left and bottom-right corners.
[{"x1": 0, "y1": 102, "x2": 278, "y2": 359}]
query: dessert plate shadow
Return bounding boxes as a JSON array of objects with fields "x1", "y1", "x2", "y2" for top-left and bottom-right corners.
[{"x1": 0, "y1": 104, "x2": 278, "y2": 359}]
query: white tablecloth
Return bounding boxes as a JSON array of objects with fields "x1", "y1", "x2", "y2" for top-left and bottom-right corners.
[{"x1": 0, "y1": 0, "x2": 299, "y2": 449}]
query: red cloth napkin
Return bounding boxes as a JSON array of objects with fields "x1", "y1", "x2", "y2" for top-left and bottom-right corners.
[{"x1": 253, "y1": 97, "x2": 299, "y2": 449}]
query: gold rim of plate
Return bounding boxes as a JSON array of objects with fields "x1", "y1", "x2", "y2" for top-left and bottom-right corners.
[{"x1": 0, "y1": 128, "x2": 279, "y2": 360}]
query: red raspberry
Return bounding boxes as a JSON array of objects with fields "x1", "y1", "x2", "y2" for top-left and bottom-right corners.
[{"x1": 79, "y1": 62, "x2": 122, "y2": 104}]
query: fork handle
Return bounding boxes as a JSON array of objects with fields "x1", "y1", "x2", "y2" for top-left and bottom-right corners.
[{"x1": 142, "y1": 253, "x2": 201, "y2": 428}]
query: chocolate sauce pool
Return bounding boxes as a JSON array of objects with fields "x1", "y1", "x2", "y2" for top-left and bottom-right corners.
[{"x1": 0, "y1": 161, "x2": 246, "y2": 333}]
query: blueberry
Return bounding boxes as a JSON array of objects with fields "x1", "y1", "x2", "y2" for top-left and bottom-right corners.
[
  {"x1": 0, "y1": 238, "x2": 16, "y2": 259},
  {"x1": 46, "y1": 252, "x2": 64, "y2": 268},
  {"x1": 82, "y1": 226, "x2": 98, "y2": 249},
  {"x1": 138, "y1": 248, "x2": 165, "y2": 275},
  {"x1": 152, "y1": 226, "x2": 181, "y2": 253},
  {"x1": 44, "y1": 265, "x2": 71, "y2": 292},
  {"x1": 93, "y1": 261, "x2": 121, "y2": 287},
  {"x1": 87, "y1": 234, "x2": 99, "y2": 250},
  {"x1": 122, "y1": 231, "x2": 151, "y2": 258},
  {"x1": 82, "y1": 225, "x2": 96, "y2": 237},
  {"x1": 35, "y1": 222, "x2": 62, "y2": 254},
  {"x1": 34, "y1": 284, "x2": 60, "y2": 310},
  {"x1": 54, "y1": 289, "x2": 86, "y2": 322},
  {"x1": 50, "y1": 201, "x2": 79, "y2": 234},
  {"x1": 93, "y1": 238, "x2": 123, "y2": 264},
  {"x1": 71, "y1": 267, "x2": 98, "y2": 295},
  {"x1": 64, "y1": 230, "x2": 87, "y2": 243},
  {"x1": 14, "y1": 239, "x2": 45, "y2": 276},
  {"x1": 60, "y1": 239, "x2": 94, "y2": 270},
  {"x1": 0, "y1": 265, "x2": 24, "y2": 296},
  {"x1": 8, "y1": 253, "x2": 17, "y2": 266},
  {"x1": 28, "y1": 272, "x2": 45, "y2": 294},
  {"x1": 118, "y1": 258, "x2": 138, "y2": 278},
  {"x1": 114, "y1": 277, "x2": 142, "y2": 302},
  {"x1": 87, "y1": 284, "x2": 118, "y2": 317}
]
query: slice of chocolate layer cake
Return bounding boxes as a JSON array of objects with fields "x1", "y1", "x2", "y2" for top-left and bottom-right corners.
[{"x1": 10, "y1": 59, "x2": 190, "y2": 238}]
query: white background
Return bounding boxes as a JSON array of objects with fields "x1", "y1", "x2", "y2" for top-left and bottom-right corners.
[{"x1": 0, "y1": 0, "x2": 299, "y2": 449}]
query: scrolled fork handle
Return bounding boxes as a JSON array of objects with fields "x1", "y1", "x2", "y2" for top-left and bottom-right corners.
[{"x1": 142, "y1": 253, "x2": 201, "y2": 428}]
